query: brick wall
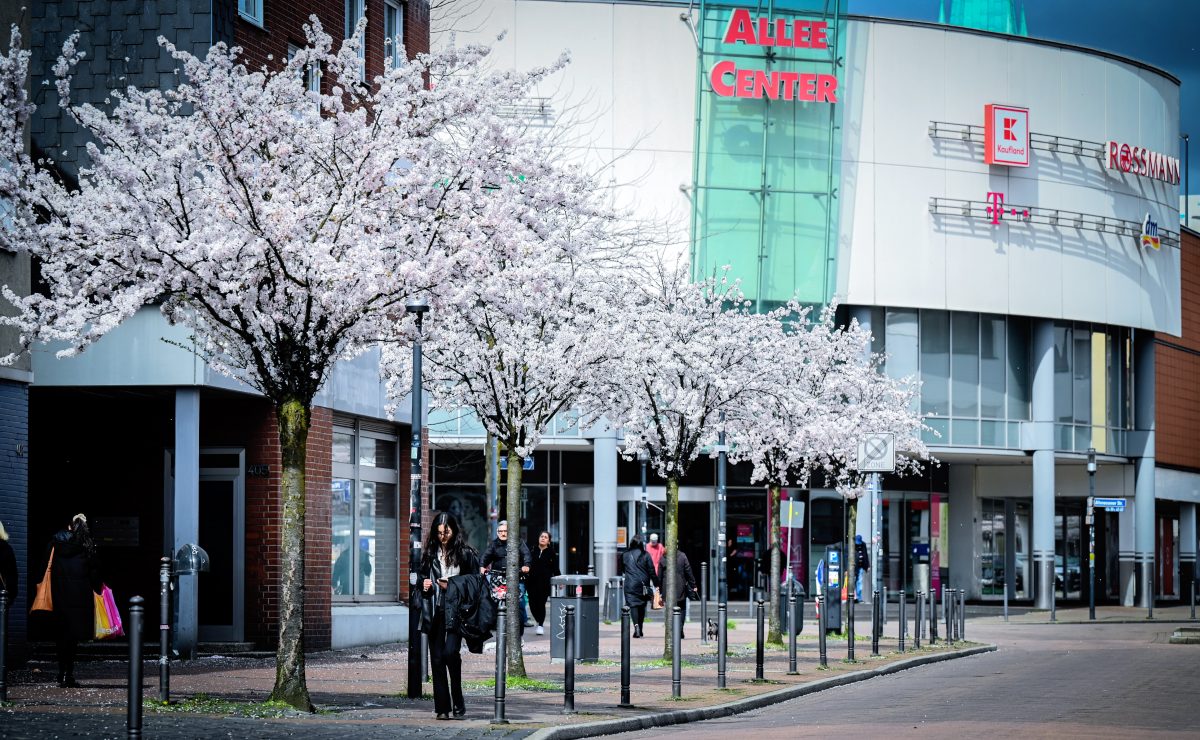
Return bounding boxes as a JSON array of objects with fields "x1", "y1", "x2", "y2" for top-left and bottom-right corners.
[{"x1": 1157, "y1": 228, "x2": 1200, "y2": 471}]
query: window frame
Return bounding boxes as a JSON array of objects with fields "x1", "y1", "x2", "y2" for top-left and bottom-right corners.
[
  {"x1": 346, "y1": 0, "x2": 367, "y2": 80},
  {"x1": 384, "y1": 0, "x2": 405, "y2": 71},
  {"x1": 332, "y1": 420, "x2": 401, "y2": 602},
  {"x1": 238, "y1": 0, "x2": 264, "y2": 27}
]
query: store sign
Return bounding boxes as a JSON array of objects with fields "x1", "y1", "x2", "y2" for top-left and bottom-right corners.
[
  {"x1": 984, "y1": 104, "x2": 1030, "y2": 167},
  {"x1": 985, "y1": 191, "x2": 1030, "y2": 225},
  {"x1": 709, "y1": 8, "x2": 838, "y2": 103},
  {"x1": 1106, "y1": 141, "x2": 1180, "y2": 184},
  {"x1": 1141, "y1": 213, "x2": 1161, "y2": 250}
]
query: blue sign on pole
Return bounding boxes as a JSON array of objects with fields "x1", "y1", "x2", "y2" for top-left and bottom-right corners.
[
  {"x1": 1094, "y1": 497, "x2": 1127, "y2": 510},
  {"x1": 498, "y1": 457, "x2": 535, "y2": 471}
]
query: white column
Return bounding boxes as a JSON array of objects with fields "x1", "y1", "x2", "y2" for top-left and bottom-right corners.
[
  {"x1": 1031, "y1": 320, "x2": 1057, "y2": 609},
  {"x1": 173, "y1": 388, "x2": 200, "y2": 658},
  {"x1": 591, "y1": 428, "x2": 619, "y2": 596},
  {"x1": 1180, "y1": 503, "x2": 1196, "y2": 595},
  {"x1": 1133, "y1": 331, "x2": 1156, "y2": 609},
  {"x1": 1119, "y1": 505, "x2": 1136, "y2": 605}
]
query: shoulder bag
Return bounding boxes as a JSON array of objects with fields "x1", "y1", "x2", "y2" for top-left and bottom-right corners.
[{"x1": 31, "y1": 548, "x2": 54, "y2": 613}]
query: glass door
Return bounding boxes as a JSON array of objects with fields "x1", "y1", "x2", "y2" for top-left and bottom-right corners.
[{"x1": 198, "y1": 449, "x2": 244, "y2": 642}]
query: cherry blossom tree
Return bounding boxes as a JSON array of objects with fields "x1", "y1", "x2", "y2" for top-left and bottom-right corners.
[
  {"x1": 591, "y1": 264, "x2": 785, "y2": 660},
  {"x1": 731, "y1": 305, "x2": 929, "y2": 641},
  {"x1": 0, "y1": 21, "x2": 595, "y2": 709}
]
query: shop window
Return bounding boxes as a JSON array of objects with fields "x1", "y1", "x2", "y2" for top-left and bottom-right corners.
[
  {"x1": 919, "y1": 310, "x2": 950, "y2": 417},
  {"x1": 332, "y1": 421, "x2": 400, "y2": 599}
]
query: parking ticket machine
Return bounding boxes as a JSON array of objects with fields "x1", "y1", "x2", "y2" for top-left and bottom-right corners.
[{"x1": 823, "y1": 544, "x2": 843, "y2": 634}]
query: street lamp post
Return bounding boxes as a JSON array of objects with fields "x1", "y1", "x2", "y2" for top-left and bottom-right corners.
[
  {"x1": 1087, "y1": 448, "x2": 1097, "y2": 621},
  {"x1": 639, "y1": 450, "x2": 649, "y2": 541},
  {"x1": 406, "y1": 297, "x2": 429, "y2": 699},
  {"x1": 717, "y1": 411, "x2": 728, "y2": 603}
]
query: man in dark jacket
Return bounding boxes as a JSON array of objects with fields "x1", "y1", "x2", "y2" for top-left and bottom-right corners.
[
  {"x1": 481, "y1": 521, "x2": 532, "y2": 628},
  {"x1": 671, "y1": 550, "x2": 699, "y2": 638}
]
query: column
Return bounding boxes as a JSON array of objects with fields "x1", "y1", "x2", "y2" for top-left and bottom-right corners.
[
  {"x1": 1180, "y1": 503, "x2": 1196, "y2": 597},
  {"x1": 849, "y1": 307, "x2": 879, "y2": 604},
  {"x1": 1134, "y1": 331, "x2": 1155, "y2": 609},
  {"x1": 174, "y1": 388, "x2": 200, "y2": 658},
  {"x1": 591, "y1": 428, "x2": 619, "y2": 599},
  {"x1": 1031, "y1": 319, "x2": 1056, "y2": 610},
  {"x1": 1119, "y1": 506, "x2": 1136, "y2": 605}
]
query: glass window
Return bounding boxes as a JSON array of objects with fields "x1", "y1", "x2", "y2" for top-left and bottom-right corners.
[
  {"x1": 885, "y1": 309, "x2": 919, "y2": 383},
  {"x1": 385, "y1": 1, "x2": 405, "y2": 70},
  {"x1": 345, "y1": 0, "x2": 366, "y2": 79},
  {"x1": 1053, "y1": 324, "x2": 1073, "y2": 424},
  {"x1": 357, "y1": 481, "x2": 398, "y2": 596},
  {"x1": 333, "y1": 430, "x2": 354, "y2": 464},
  {"x1": 920, "y1": 310, "x2": 950, "y2": 416},
  {"x1": 238, "y1": 0, "x2": 263, "y2": 25},
  {"x1": 1006, "y1": 317, "x2": 1030, "y2": 420},
  {"x1": 331, "y1": 421, "x2": 401, "y2": 599},
  {"x1": 359, "y1": 436, "x2": 397, "y2": 469},
  {"x1": 980, "y1": 315, "x2": 1006, "y2": 419},
  {"x1": 1073, "y1": 326, "x2": 1091, "y2": 426},
  {"x1": 951, "y1": 312, "x2": 979, "y2": 418},
  {"x1": 288, "y1": 45, "x2": 321, "y2": 111},
  {"x1": 331, "y1": 479, "x2": 355, "y2": 595}
]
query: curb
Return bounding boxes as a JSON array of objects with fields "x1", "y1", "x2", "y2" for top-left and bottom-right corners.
[{"x1": 525, "y1": 644, "x2": 997, "y2": 740}]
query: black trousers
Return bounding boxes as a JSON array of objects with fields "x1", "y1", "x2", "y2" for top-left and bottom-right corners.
[
  {"x1": 55, "y1": 636, "x2": 77, "y2": 678},
  {"x1": 528, "y1": 585, "x2": 549, "y2": 626},
  {"x1": 624, "y1": 597, "x2": 647, "y2": 628},
  {"x1": 428, "y1": 612, "x2": 464, "y2": 715}
]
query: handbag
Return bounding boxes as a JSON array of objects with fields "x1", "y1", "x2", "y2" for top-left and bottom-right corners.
[
  {"x1": 651, "y1": 588, "x2": 664, "y2": 610},
  {"x1": 94, "y1": 584, "x2": 123, "y2": 639},
  {"x1": 30, "y1": 548, "x2": 54, "y2": 613}
]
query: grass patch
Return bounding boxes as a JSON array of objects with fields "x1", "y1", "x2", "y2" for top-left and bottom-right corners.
[
  {"x1": 587, "y1": 659, "x2": 619, "y2": 666},
  {"x1": 727, "y1": 620, "x2": 737, "y2": 630},
  {"x1": 463, "y1": 676, "x2": 560, "y2": 692},
  {"x1": 715, "y1": 687, "x2": 745, "y2": 694},
  {"x1": 744, "y1": 678, "x2": 784, "y2": 685},
  {"x1": 637, "y1": 658, "x2": 700, "y2": 669},
  {"x1": 663, "y1": 695, "x2": 701, "y2": 702},
  {"x1": 144, "y1": 694, "x2": 304, "y2": 718}
]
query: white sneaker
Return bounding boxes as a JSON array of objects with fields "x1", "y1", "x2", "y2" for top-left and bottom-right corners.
[{"x1": 536, "y1": 625, "x2": 544, "y2": 635}]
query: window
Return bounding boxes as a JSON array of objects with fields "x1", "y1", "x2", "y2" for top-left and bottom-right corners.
[
  {"x1": 346, "y1": 0, "x2": 366, "y2": 80},
  {"x1": 287, "y1": 45, "x2": 321, "y2": 112},
  {"x1": 332, "y1": 421, "x2": 401, "y2": 599},
  {"x1": 238, "y1": 0, "x2": 263, "y2": 26},
  {"x1": 385, "y1": 1, "x2": 405, "y2": 70}
]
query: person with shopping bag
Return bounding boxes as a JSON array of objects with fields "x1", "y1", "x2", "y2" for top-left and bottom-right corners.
[{"x1": 40, "y1": 514, "x2": 101, "y2": 688}]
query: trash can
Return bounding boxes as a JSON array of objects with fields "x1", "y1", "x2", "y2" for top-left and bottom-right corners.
[
  {"x1": 550, "y1": 575, "x2": 599, "y2": 661},
  {"x1": 605, "y1": 576, "x2": 624, "y2": 622},
  {"x1": 912, "y1": 542, "x2": 931, "y2": 594},
  {"x1": 778, "y1": 576, "x2": 805, "y2": 634}
]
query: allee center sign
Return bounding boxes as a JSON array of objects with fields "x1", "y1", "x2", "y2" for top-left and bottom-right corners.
[{"x1": 709, "y1": 9, "x2": 839, "y2": 103}]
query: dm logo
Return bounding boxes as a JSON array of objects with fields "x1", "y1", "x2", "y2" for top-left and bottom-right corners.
[{"x1": 1140, "y1": 213, "x2": 1161, "y2": 250}]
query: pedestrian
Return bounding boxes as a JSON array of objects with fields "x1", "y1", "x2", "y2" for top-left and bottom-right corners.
[
  {"x1": 854, "y1": 534, "x2": 871, "y2": 603},
  {"x1": 645, "y1": 532, "x2": 666, "y2": 576},
  {"x1": 481, "y1": 520, "x2": 532, "y2": 629},
  {"x1": 0, "y1": 520, "x2": 18, "y2": 608},
  {"x1": 527, "y1": 530, "x2": 559, "y2": 636},
  {"x1": 670, "y1": 549, "x2": 699, "y2": 638},
  {"x1": 419, "y1": 511, "x2": 480, "y2": 720},
  {"x1": 621, "y1": 536, "x2": 659, "y2": 638},
  {"x1": 46, "y1": 513, "x2": 100, "y2": 688}
]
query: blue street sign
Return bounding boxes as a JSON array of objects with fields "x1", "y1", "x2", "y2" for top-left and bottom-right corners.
[
  {"x1": 498, "y1": 456, "x2": 535, "y2": 471},
  {"x1": 1093, "y1": 497, "x2": 1126, "y2": 510}
]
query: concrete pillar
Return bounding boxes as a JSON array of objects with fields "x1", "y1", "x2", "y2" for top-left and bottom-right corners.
[
  {"x1": 1031, "y1": 319, "x2": 1056, "y2": 609},
  {"x1": 1119, "y1": 505, "x2": 1136, "y2": 605},
  {"x1": 1134, "y1": 331, "x2": 1155, "y2": 609},
  {"x1": 1180, "y1": 503, "x2": 1196, "y2": 595},
  {"x1": 591, "y1": 429, "x2": 619, "y2": 599},
  {"x1": 174, "y1": 388, "x2": 200, "y2": 657},
  {"x1": 849, "y1": 307, "x2": 880, "y2": 603}
]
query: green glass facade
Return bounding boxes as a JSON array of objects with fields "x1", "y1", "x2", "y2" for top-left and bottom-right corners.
[{"x1": 690, "y1": 1, "x2": 844, "y2": 311}]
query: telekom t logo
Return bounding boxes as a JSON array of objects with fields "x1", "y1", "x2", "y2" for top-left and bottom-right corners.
[
  {"x1": 986, "y1": 192, "x2": 1005, "y2": 224},
  {"x1": 1003, "y1": 118, "x2": 1018, "y2": 141}
]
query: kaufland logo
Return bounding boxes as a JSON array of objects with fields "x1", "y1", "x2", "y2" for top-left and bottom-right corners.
[{"x1": 984, "y1": 104, "x2": 1030, "y2": 167}]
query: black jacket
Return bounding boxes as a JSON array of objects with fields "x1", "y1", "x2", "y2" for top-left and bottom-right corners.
[
  {"x1": 0, "y1": 538, "x2": 17, "y2": 606},
  {"x1": 620, "y1": 548, "x2": 659, "y2": 607},
  {"x1": 481, "y1": 538, "x2": 531, "y2": 572},
  {"x1": 48, "y1": 529, "x2": 101, "y2": 642},
  {"x1": 444, "y1": 573, "x2": 495, "y2": 653},
  {"x1": 528, "y1": 545, "x2": 559, "y2": 594},
  {"x1": 854, "y1": 542, "x2": 871, "y2": 572},
  {"x1": 670, "y1": 551, "x2": 698, "y2": 604},
  {"x1": 418, "y1": 547, "x2": 481, "y2": 635}
]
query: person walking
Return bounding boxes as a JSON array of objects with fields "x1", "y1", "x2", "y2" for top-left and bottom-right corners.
[
  {"x1": 0, "y1": 520, "x2": 17, "y2": 608},
  {"x1": 670, "y1": 549, "x2": 699, "y2": 638},
  {"x1": 47, "y1": 514, "x2": 100, "y2": 688},
  {"x1": 481, "y1": 520, "x2": 532, "y2": 629},
  {"x1": 527, "y1": 530, "x2": 559, "y2": 636},
  {"x1": 854, "y1": 534, "x2": 871, "y2": 603},
  {"x1": 419, "y1": 512, "x2": 480, "y2": 720},
  {"x1": 621, "y1": 536, "x2": 659, "y2": 638},
  {"x1": 645, "y1": 533, "x2": 666, "y2": 577}
]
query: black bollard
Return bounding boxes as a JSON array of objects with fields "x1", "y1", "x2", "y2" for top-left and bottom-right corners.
[
  {"x1": 672, "y1": 606, "x2": 683, "y2": 698},
  {"x1": 158, "y1": 557, "x2": 171, "y2": 704},
  {"x1": 817, "y1": 596, "x2": 827, "y2": 668},
  {"x1": 914, "y1": 592, "x2": 923, "y2": 649},
  {"x1": 787, "y1": 593, "x2": 799, "y2": 675},
  {"x1": 493, "y1": 601, "x2": 508, "y2": 724},
  {"x1": 0, "y1": 588, "x2": 7, "y2": 702},
  {"x1": 847, "y1": 591, "x2": 855, "y2": 662},
  {"x1": 1192, "y1": 580, "x2": 1196, "y2": 621},
  {"x1": 564, "y1": 604, "x2": 575, "y2": 714},
  {"x1": 870, "y1": 590, "x2": 880, "y2": 657},
  {"x1": 717, "y1": 602, "x2": 727, "y2": 688},
  {"x1": 700, "y1": 563, "x2": 709, "y2": 646},
  {"x1": 947, "y1": 589, "x2": 956, "y2": 642},
  {"x1": 128, "y1": 596, "x2": 144, "y2": 740},
  {"x1": 929, "y1": 587, "x2": 938, "y2": 644},
  {"x1": 943, "y1": 587, "x2": 951, "y2": 641},
  {"x1": 959, "y1": 589, "x2": 966, "y2": 640},
  {"x1": 754, "y1": 599, "x2": 765, "y2": 680},
  {"x1": 898, "y1": 593, "x2": 906, "y2": 652},
  {"x1": 619, "y1": 605, "x2": 632, "y2": 708}
]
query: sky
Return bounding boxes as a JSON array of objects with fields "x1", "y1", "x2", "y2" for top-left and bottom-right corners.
[{"x1": 846, "y1": 0, "x2": 1200, "y2": 194}]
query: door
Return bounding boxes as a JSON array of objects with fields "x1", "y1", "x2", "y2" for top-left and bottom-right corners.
[{"x1": 198, "y1": 451, "x2": 245, "y2": 642}]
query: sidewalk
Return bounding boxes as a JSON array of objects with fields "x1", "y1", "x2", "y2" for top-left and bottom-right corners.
[
  {"x1": 1, "y1": 610, "x2": 989, "y2": 739},
  {"x1": 972, "y1": 602, "x2": 1200, "y2": 625}
]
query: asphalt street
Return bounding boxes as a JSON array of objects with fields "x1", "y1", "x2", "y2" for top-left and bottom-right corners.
[{"x1": 634, "y1": 619, "x2": 1200, "y2": 739}]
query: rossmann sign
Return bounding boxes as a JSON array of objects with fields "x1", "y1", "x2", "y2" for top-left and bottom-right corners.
[
  {"x1": 708, "y1": 9, "x2": 839, "y2": 103},
  {"x1": 1106, "y1": 141, "x2": 1181, "y2": 185}
]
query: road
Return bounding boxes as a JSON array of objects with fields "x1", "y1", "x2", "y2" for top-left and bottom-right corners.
[{"x1": 631, "y1": 619, "x2": 1199, "y2": 738}]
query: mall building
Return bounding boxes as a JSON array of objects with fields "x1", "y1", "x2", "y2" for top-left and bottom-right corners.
[{"x1": 429, "y1": 0, "x2": 1195, "y2": 611}]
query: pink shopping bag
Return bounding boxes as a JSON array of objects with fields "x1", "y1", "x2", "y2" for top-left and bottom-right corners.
[{"x1": 100, "y1": 584, "x2": 124, "y2": 638}]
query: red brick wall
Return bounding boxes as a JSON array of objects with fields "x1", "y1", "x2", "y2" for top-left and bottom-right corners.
[{"x1": 1157, "y1": 228, "x2": 1200, "y2": 470}]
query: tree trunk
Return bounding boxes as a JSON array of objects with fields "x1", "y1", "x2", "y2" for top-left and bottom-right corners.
[
  {"x1": 269, "y1": 398, "x2": 314, "y2": 712},
  {"x1": 505, "y1": 450, "x2": 527, "y2": 678},
  {"x1": 767, "y1": 484, "x2": 782, "y2": 644},
  {"x1": 662, "y1": 476, "x2": 679, "y2": 660},
  {"x1": 846, "y1": 497, "x2": 858, "y2": 634}
]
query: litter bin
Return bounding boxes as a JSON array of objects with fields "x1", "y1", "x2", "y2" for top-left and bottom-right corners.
[
  {"x1": 911, "y1": 542, "x2": 931, "y2": 594},
  {"x1": 778, "y1": 576, "x2": 805, "y2": 634},
  {"x1": 550, "y1": 575, "x2": 599, "y2": 661},
  {"x1": 605, "y1": 576, "x2": 624, "y2": 622}
]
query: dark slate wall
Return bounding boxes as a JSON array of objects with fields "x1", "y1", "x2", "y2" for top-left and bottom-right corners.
[{"x1": 0, "y1": 380, "x2": 29, "y2": 662}]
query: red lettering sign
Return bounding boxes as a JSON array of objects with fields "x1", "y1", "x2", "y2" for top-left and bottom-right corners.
[{"x1": 712, "y1": 9, "x2": 838, "y2": 104}]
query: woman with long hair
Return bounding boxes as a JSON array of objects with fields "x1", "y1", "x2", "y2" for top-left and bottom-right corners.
[
  {"x1": 48, "y1": 513, "x2": 100, "y2": 687},
  {"x1": 418, "y1": 511, "x2": 480, "y2": 719},
  {"x1": 621, "y1": 536, "x2": 659, "y2": 638},
  {"x1": 527, "y1": 530, "x2": 560, "y2": 635}
]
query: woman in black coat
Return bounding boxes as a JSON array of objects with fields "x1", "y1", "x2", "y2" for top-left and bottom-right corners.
[
  {"x1": 670, "y1": 550, "x2": 699, "y2": 638},
  {"x1": 418, "y1": 512, "x2": 480, "y2": 720},
  {"x1": 621, "y1": 536, "x2": 660, "y2": 638},
  {"x1": 48, "y1": 514, "x2": 100, "y2": 688},
  {"x1": 527, "y1": 530, "x2": 559, "y2": 635}
]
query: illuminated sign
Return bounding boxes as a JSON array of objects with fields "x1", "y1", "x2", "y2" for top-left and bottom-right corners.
[
  {"x1": 708, "y1": 8, "x2": 838, "y2": 103},
  {"x1": 984, "y1": 104, "x2": 1030, "y2": 167},
  {"x1": 1106, "y1": 141, "x2": 1180, "y2": 185},
  {"x1": 1141, "y1": 214, "x2": 1161, "y2": 250},
  {"x1": 985, "y1": 191, "x2": 1030, "y2": 225}
]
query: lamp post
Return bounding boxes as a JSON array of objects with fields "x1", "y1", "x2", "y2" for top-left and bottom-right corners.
[
  {"x1": 717, "y1": 411, "x2": 728, "y2": 603},
  {"x1": 639, "y1": 449, "x2": 649, "y2": 541},
  {"x1": 1182, "y1": 134, "x2": 1190, "y2": 225},
  {"x1": 406, "y1": 297, "x2": 429, "y2": 699},
  {"x1": 1087, "y1": 448, "x2": 1097, "y2": 621}
]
